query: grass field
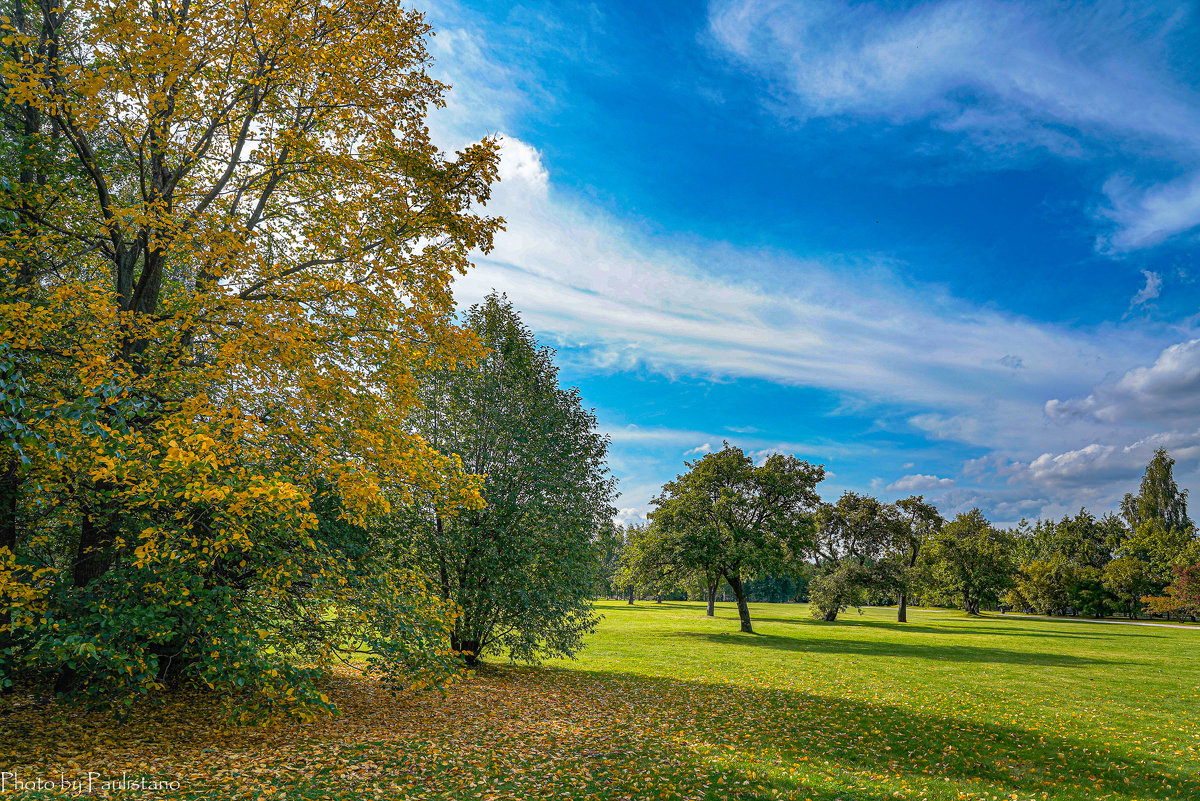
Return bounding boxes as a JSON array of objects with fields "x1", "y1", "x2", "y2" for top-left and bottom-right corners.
[{"x1": 3, "y1": 601, "x2": 1199, "y2": 800}]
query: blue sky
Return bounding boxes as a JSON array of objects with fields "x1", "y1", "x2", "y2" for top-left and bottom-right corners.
[{"x1": 422, "y1": 0, "x2": 1200, "y2": 525}]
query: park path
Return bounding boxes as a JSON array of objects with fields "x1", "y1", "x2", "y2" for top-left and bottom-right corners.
[{"x1": 988, "y1": 612, "x2": 1199, "y2": 630}]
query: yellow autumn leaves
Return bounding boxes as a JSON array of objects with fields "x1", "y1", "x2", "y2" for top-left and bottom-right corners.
[{"x1": 0, "y1": 0, "x2": 500, "y2": 712}]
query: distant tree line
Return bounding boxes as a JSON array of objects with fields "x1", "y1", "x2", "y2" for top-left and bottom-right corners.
[{"x1": 598, "y1": 445, "x2": 1200, "y2": 631}]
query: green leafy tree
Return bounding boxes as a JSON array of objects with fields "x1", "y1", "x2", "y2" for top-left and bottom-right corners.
[
  {"x1": 404, "y1": 294, "x2": 616, "y2": 664},
  {"x1": 1102, "y1": 556, "x2": 1153, "y2": 619},
  {"x1": 593, "y1": 523, "x2": 628, "y2": 599},
  {"x1": 1007, "y1": 559, "x2": 1071, "y2": 615},
  {"x1": 926, "y1": 509, "x2": 1015, "y2": 615},
  {"x1": 1119, "y1": 449, "x2": 1200, "y2": 584},
  {"x1": 616, "y1": 523, "x2": 698, "y2": 606},
  {"x1": 893, "y1": 496, "x2": 944, "y2": 622},
  {"x1": 650, "y1": 443, "x2": 824, "y2": 633},
  {"x1": 809, "y1": 492, "x2": 898, "y2": 621}
]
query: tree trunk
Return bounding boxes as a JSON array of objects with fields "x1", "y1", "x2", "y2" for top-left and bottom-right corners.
[
  {"x1": 706, "y1": 579, "x2": 718, "y2": 617},
  {"x1": 655, "y1": 592, "x2": 662, "y2": 604},
  {"x1": 451, "y1": 633, "x2": 482, "y2": 666},
  {"x1": 823, "y1": 608, "x2": 839, "y2": 622},
  {"x1": 898, "y1": 592, "x2": 908, "y2": 623},
  {"x1": 626, "y1": 584, "x2": 634, "y2": 605},
  {"x1": 0, "y1": 459, "x2": 18, "y2": 556},
  {"x1": 73, "y1": 492, "x2": 118, "y2": 588},
  {"x1": 724, "y1": 572, "x2": 753, "y2": 633},
  {"x1": 0, "y1": 460, "x2": 19, "y2": 695}
]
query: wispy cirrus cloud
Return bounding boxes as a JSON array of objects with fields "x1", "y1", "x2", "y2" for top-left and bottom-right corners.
[{"x1": 706, "y1": 0, "x2": 1200, "y2": 251}]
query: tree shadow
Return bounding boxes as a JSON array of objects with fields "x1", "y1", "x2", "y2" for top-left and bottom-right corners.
[
  {"x1": 666, "y1": 630, "x2": 1125, "y2": 668},
  {"x1": 746, "y1": 614, "x2": 1153, "y2": 640},
  {"x1": 529, "y1": 664, "x2": 1195, "y2": 800}
]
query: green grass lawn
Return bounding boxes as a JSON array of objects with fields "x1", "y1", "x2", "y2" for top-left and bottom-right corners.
[
  {"x1": 3, "y1": 601, "x2": 1198, "y2": 800},
  {"x1": 559, "y1": 600, "x2": 1200, "y2": 800}
]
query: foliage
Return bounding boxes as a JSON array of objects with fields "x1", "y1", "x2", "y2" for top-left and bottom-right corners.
[
  {"x1": 925, "y1": 510, "x2": 1015, "y2": 615},
  {"x1": 650, "y1": 442, "x2": 824, "y2": 632},
  {"x1": 1119, "y1": 448, "x2": 1200, "y2": 584},
  {"x1": 1141, "y1": 562, "x2": 1200, "y2": 621},
  {"x1": 0, "y1": 0, "x2": 500, "y2": 714},
  {"x1": 592, "y1": 522, "x2": 628, "y2": 598},
  {"x1": 809, "y1": 492, "x2": 898, "y2": 621},
  {"x1": 1101, "y1": 556, "x2": 1153, "y2": 618},
  {"x1": 616, "y1": 523, "x2": 698, "y2": 604},
  {"x1": 402, "y1": 294, "x2": 615, "y2": 664},
  {"x1": 807, "y1": 559, "x2": 868, "y2": 621}
]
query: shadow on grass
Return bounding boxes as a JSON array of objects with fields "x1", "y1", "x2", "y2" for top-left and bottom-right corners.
[
  {"x1": 665, "y1": 630, "x2": 1124, "y2": 668},
  {"x1": 530, "y1": 663, "x2": 1194, "y2": 801},
  {"x1": 749, "y1": 615, "x2": 1136, "y2": 641}
]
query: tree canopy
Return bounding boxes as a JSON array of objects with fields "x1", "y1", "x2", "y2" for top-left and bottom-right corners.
[
  {"x1": 0, "y1": 0, "x2": 499, "y2": 715},
  {"x1": 649, "y1": 443, "x2": 823, "y2": 633}
]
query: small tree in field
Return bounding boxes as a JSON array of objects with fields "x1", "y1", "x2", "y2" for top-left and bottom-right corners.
[
  {"x1": 893, "y1": 496, "x2": 944, "y2": 622},
  {"x1": 650, "y1": 443, "x2": 823, "y2": 633},
  {"x1": 809, "y1": 492, "x2": 896, "y2": 622}
]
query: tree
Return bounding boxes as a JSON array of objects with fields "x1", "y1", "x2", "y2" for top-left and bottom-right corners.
[
  {"x1": 926, "y1": 510, "x2": 1014, "y2": 615},
  {"x1": 593, "y1": 523, "x2": 628, "y2": 599},
  {"x1": 1119, "y1": 449, "x2": 1200, "y2": 584},
  {"x1": 1141, "y1": 562, "x2": 1200, "y2": 621},
  {"x1": 809, "y1": 492, "x2": 898, "y2": 621},
  {"x1": 1007, "y1": 559, "x2": 1071, "y2": 616},
  {"x1": 893, "y1": 496, "x2": 944, "y2": 622},
  {"x1": 1102, "y1": 556, "x2": 1153, "y2": 619},
  {"x1": 404, "y1": 295, "x2": 616, "y2": 664},
  {"x1": 1121, "y1": 448, "x2": 1191, "y2": 535},
  {"x1": 617, "y1": 523, "x2": 697, "y2": 607},
  {"x1": 1, "y1": 0, "x2": 499, "y2": 714},
  {"x1": 650, "y1": 443, "x2": 823, "y2": 633}
]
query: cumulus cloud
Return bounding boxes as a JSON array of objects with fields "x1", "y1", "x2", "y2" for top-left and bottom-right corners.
[
  {"x1": 684, "y1": 442, "x2": 713, "y2": 456},
  {"x1": 497, "y1": 135, "x2": 549, "y2": 195},
  {"x1": 1046, "y1": 339, "x2": 1200, "y2": 424},
  {"x1": 887, "y1": 474, "x2": 956, "y2": 492},
  {"x1": 707, "y1": 0, "x2": 1200, "y2": 251},
  {"x1": 1024, "y1": 430, "x2": 1200, "y2": 489}
]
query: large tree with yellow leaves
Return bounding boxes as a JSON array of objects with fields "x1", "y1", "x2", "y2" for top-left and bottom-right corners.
[{"x1": 0, "y1": 0, "x2": 500, "y2": 716}]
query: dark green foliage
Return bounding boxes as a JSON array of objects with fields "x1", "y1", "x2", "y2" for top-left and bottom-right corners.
[
  {"x1": 925, "y1": 510, "x2": 1015, "y2": 615},
  {"x1": 649, "y1": 443, "x2": 824, "y2": 632},
  {"x1": 404, "y1": 294, "x2": 615, "y2": 664}
]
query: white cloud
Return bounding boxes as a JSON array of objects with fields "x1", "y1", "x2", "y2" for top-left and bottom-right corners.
[
  {"x1": 1046, "y1": 338, "x2": 1200, "y2": 424},
  {"x1": 1102, "y1": 172, "x2": 1200, "y2": 251},
  {"x1": 1131, "y1": 270, "x2": 1163, "y2": 307},
  {"x1": 1024, "y1": 430, "x2": 1200, "y2": 490},
  {"x1": 684, "y1": 442, "x2": 713, "y2": 456},
  {"x1": 707, "y1": 0, "x2": 1200, "y2": 251},
  {"x1": 496, "y1": 135, "x2": 549, "y2": 195},
  {"x1": 887, "y1": 473, "x2": 956, "y2": 492}
]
